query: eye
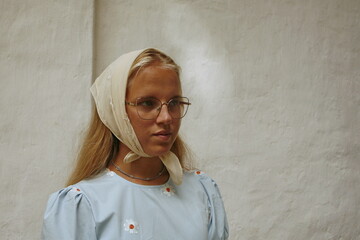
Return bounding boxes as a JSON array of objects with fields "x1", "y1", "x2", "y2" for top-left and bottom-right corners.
[
  {"x1": 136, "y1": 98, "x2": 159, "y2": 110},
  {"x1": 138, "y1": 100, "x2": 155, "y2": 107},
  {"x1": 168, "y1": 99, "x2": 180, "y2": 107}
]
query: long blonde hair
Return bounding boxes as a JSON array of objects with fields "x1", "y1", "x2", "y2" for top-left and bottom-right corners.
[{"x1": 66, "y1": 49, "x2": 193, "y2": 186}]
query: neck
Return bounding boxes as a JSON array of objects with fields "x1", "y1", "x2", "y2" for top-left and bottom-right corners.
[{"x1": 108, "y1": 143, "x2": 169, "y2": 185}]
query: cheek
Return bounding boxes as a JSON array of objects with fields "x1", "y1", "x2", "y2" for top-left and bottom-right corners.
[
  {"x1": 126, "y1": 106, "x2": 137, "y2": 119},
  {"x1": 173, "y1": 120, "x2": 181, "y2": 136},
  {"x1": 127, "y1": 109, "x2": 146, "y2": 137}
]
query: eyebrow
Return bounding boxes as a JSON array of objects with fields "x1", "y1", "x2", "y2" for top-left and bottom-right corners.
[{"x1": 136, "y1": 95, "x2": 183, "y2": 100}]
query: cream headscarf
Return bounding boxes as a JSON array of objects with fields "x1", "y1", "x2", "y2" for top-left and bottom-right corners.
[{"x1": 90, "y1": 49, "x2": 183, "y2": 185}]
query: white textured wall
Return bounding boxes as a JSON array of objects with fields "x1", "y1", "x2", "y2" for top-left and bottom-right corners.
[
  {"x1": 0, "y1": 0, "x2": 93, "y2": 239},
  {"x1": 1, "y1": 0, "x2": 359, "y2": 239}
]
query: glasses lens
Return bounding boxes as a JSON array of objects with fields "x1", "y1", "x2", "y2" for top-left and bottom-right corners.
[
  {"x1": 135, "y1": 97, "x2": 161, "y2": 120},
  {"x1": 168, "y1": 97, "x2": 190, "y2": 119},
  {"x1": 135, "y1": 97, "x2": 190, "y2": 120}
]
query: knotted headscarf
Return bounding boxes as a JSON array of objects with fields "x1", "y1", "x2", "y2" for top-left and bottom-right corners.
[{"x1": 90, "y1": 48, "x2": 183, "y2": 185}]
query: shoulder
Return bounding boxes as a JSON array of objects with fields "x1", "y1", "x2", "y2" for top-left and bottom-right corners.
[
  {"x1": 43, "y1": 185, "x2": 92, "y2": 219},
  {"x1": 46, "y1": 185, "x2": 89, "y2": 206},
  {"x1": 183, "y1": 169, "x2": 218, "y2": 185},
  {"x1": 44, "y1": 170, "x2": 114, "y2": 213},
  {"x1": 182, "y1": 169, "x2": 222, "y2": 197},
  {"x1": 65, "y1": 169, "x2": 129, "y2": 208},
  {"x1": 42, "y1": 185, "x2": 97, "y2": 239}
]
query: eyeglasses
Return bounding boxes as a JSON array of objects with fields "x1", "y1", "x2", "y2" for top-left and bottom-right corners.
[{"x1": 125, "y1": 96, "x2": 191, "y2": 120}]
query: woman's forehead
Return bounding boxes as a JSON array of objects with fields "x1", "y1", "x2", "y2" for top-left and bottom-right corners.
[{"x1": 127, "y1": 65, "x2": 181, "y2": 96}]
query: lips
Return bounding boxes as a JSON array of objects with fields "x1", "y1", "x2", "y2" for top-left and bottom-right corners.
[
  {"x1": 153, "y1": 131, "x2": 172, "y2": 136},
  {"x1": 153, "y1": 130, "x2": 172, "y2": 141}
]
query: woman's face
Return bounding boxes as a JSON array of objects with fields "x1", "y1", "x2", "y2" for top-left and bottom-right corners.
[{"x1": 126, "y1": 64, "x2": 182, "y2": 157}]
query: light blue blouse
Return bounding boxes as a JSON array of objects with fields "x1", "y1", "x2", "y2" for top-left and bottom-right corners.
[{"x1": 42, "y1": 169, "x2": 229, "y2": 240}]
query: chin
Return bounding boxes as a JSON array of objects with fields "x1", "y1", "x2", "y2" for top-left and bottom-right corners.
[{"x1": 146, "y1": 146, "x2": 173, "y2": 157}]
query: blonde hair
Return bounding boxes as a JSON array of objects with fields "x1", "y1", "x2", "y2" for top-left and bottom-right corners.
[{"x1": 66, "y1": 49, "x2": 193, "y2": 186}]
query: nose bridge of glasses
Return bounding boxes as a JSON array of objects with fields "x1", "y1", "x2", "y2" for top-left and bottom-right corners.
[
  {"x1": 157, "y1": 101, "x2": 170, "y2": 113},
  {"x1": 153, "y1": 101, "x2": 172, "y2": 121}
]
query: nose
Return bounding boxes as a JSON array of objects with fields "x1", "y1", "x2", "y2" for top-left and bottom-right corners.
[{"x1": 156, "y1": 104, "x2": 172, "y2": 124}]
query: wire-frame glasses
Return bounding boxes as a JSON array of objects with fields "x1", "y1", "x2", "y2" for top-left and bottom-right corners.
[{"x1": 125, "y1": 96, "x2": 191, "y2": 120}]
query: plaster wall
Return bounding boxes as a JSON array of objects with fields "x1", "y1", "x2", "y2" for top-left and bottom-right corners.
[
  {"x1": 0, "y1": 0, "x2": 93, "y2": 239},
  {"x1": 1, "y1": 0, "x2": 359, "y2": 239}
]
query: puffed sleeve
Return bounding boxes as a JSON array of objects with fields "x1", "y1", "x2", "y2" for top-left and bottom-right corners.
[
  {"x1": 41, "y1": 186, "x2": 97, "y2": 240},
  {"x1": 199, "y1": 175, "x2": 229, "y2": 240}
]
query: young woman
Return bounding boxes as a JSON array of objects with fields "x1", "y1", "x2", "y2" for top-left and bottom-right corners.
[{"x1": 42, "y1": 48, "x2": 229, "y2": 239}]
